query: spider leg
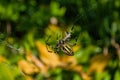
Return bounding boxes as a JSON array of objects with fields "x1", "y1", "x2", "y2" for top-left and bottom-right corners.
[
  {"x1": 45, "y1": 35, "x2": 61, "y2": 54},
  {"x1": 63, "y1": 25, "x2": 74, "y2": 41},
  {"x1": 71, "y1": 25, "x2": 74, "y2": 31},
  {"x1": 68, "y1": 37, "x2": 78, "y2": 47},
  {"x1": 56, "y1": 32, "x2": 62, "y2": 41},
  {"x1": 46, "y1": 44, "x2": 53, "y2": 53},
  {"x1": 56, "y1": 33, "x2": 60, "y2": 41},
  {"x1": 45, "y1": 35, "x2": 54, "y2": 53},
  {"x1": 46, "y1": 35, "x2": 51, "y2": 42},
  {"x1": 65, "y1": 31, "x2": 71, "y2": 40},
  {"x1": 73, "y1": 37, "x2": 78, "y2": 46},
  {"x1": 70, "y1": 23, "x2": 75, "y2": 33},
  {"x1": 47, "y1": 44, "x2": 58, "y2": 54},
  {"x1": 45, "y1": 43, "x2": 52, "y2": 52}
]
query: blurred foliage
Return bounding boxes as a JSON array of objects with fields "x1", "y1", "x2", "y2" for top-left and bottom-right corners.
[{"x1": 0, "y1": 0, "x2": 120, "y2": 80}]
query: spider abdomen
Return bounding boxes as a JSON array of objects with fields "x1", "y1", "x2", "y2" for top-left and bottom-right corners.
[{"x1": 61, "y1": 44, "x2": 74, "y2": 56}]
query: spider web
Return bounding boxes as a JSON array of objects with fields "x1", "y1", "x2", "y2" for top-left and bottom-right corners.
[{"x1": 0, "y1": 0, "x2": 98, "y2": 56}]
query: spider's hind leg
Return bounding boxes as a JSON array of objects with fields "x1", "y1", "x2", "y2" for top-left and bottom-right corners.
[{"x1": 68, "y1": 37, "x2": 78, "y2": 47}]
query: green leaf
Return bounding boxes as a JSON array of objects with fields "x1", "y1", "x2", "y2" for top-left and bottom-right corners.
[
  {"x1": 114, "y1": 70, "x2": 120, "y2": 80},
  {"x1": 111, "y1": 22, "x2": 117, "y2": 37},
  {"x1": 0, "y1": 63, "x2": 25, "y2": 80},
  {"x1": 0, "y1": 63, "x2": 14, "y2": 80},
  {"x1": 56, "y1": 75, "x2": 62, "y2": 80},
  {"x1": 95, "y1": 71, "x2": 111, "y2": 80},
  {"x1": 73, "y1": 74, "x2": 82, "y2": 80},
  {"x1": 50, "y1": 1, "x2": 66, "y2": 16}
]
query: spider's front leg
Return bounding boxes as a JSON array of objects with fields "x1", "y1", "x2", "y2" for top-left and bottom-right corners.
[
  {"x1": 64, "y1": 26, "x2": 75, "y2": 41},
  {"x1": 45, "y1": 35, "x2": 54, "y2": 53},
  {"x1": 45, "y1": 43, "x2": 53, "y2": 53},
  {"x1": 46, "y1": 45, "x2": 58, "y2": 53}
]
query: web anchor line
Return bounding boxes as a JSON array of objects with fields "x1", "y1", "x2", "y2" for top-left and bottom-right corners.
[
  {"x1": 0, "y1": 39, "x2": 22, "y2": 53},
  {"x1": 69, "y1": 3, "x2": 97, "y2": 31}
]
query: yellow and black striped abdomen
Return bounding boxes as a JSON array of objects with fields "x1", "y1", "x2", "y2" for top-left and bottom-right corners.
[{"x1": 61, "y1": 43, "x2": 74, "y2": 56}]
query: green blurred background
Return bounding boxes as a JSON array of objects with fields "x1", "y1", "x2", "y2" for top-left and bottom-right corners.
[{"x1": 0, "y1": 0, "x2": 120, "y2": 80}]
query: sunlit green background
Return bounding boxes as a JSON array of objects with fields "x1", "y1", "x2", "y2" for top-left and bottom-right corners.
[{"x1": 0, "y1": 0, "x2": 120, "y2": 80}]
